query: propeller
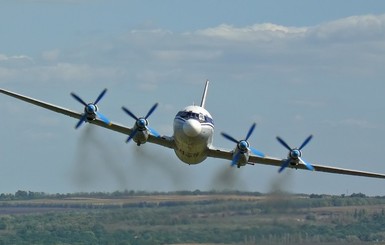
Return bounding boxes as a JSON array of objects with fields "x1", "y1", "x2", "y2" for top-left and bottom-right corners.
[
  {"x1": 122, "y1": 103, "x2": 160, "y2": 143},
  {"x1": 276, "y1": 135, "x2": 314, "y2": 173},
  {"x1": 71, "y1": 89, "x2": 111, "y2": 129},
  {"x1": 221, "y1": 123, "x2": 265, "y2": 167}
]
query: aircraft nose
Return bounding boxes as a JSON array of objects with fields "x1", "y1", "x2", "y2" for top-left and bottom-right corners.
[{"x1": 183, "y1": 119, "x2": 202, "y2": 137}]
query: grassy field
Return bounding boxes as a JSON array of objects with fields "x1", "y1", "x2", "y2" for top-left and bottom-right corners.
[{"x1": 0, "y1": 192, "x2": 384, "y2": 244}]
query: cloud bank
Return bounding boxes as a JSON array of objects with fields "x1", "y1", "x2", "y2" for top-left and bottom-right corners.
[{"x1": 1, "y1": 14, "x2": 384, "y2": 87}]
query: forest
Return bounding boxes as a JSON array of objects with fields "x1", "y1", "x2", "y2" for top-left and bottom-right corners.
[{"x1": 0, "y1": 190, "x2": 384, "y2": 245}]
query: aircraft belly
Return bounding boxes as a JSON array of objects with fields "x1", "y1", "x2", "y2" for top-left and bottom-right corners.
[{"x1": 173, "y1": 122, "x2": 213, "y2": 164}]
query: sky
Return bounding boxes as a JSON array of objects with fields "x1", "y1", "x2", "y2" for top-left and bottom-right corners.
[{"x1": 1, "y1": 0, "x2": 385, "y2": 196}]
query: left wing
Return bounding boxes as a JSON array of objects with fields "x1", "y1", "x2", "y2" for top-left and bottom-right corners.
[
  {"x1": 0, "y1": 88, "x2": 175, "y2": 149},
  {"x1": 207, "y1": 146, "x2": 385, "y2": 179}
]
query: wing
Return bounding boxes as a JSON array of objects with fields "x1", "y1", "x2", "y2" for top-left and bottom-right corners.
[
  {"x1": 0, "y1": 88, "x2": 175, "y2": 149},
  {"x1": 207, "y1": 146, "x2": 385, "y2": 179}
]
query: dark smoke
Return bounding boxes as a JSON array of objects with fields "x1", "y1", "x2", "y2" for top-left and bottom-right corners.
[
  {"x1": 268, "y1": 169, "x2": 293, "y2": 194},
  {"x1": 71, "y1": 124, "x2": 130, "y2": 190},
  {"x1": 130, "y1": 145, "x2": 192, "y2": 190},
  {"x1": 210, "y1": 164, "x2": 246, "y2": 191},
  {"x1": 264, "y1": 170, "x2": 295, "y2": 213}
]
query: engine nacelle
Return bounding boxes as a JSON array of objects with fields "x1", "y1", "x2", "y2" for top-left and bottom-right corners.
[
  {"x1": 132, "y1": 129, "x2": 150, "y2": 146},
  {"x1": 287, "y1": 149, "x2": 302, "y2": 167},
  {"x1": 84, "y1": 104, "x2": 98, "y2": 121},
  {"x1": 232, "y1": 148, "x2": 250, "y2": 168}
]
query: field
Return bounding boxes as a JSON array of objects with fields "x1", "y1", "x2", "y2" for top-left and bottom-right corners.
[{"x1": 0, "y1": 191, "x2": 384, "y2": 244}]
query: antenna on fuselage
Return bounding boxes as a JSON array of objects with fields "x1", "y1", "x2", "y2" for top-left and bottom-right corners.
[{"x1": 200, "y1": 80, "x2": 209, "y2": 108}]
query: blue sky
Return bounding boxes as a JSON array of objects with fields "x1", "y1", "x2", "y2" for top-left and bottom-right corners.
[{"x1": 1, "y1": 0, "x2": 385, "y2": 195}]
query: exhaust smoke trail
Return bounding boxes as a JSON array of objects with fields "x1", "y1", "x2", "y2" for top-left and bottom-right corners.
[
  {"x1": 265, "y1": 170, "x2": 295, "y2": 213},
  {"x1": 71, "y1": 124, "x2": 130, "y2": 190},
  {"x1": 130, "y1": 146, "x2": 192, "y2": 190},
  {"x1": 210, "y1": 164, "x2": 246, "y2": 191}
]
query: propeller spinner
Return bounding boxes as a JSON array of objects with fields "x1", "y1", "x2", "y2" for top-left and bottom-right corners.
[
  {"x1": 221, "y1": 123, "x2": 265, "y2": 167},
  {"x1": 71, "y1": 89, "x2": 111, "y2": 129},
  {"x1": 122, "y1": 103, "x2": 160, "y2": 144},
  {"x1": 276, "y1": 135, "x2": 315, "y2": 173}
]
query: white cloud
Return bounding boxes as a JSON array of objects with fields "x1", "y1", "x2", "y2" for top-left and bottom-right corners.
[
  {"x1": 0, "y1": 67, "x2": 16, "y2": 81},
  {"x1": 130, "y1": 29, "x2": 173, "y2": 35},
  {"x1": 42, "y1": 49, "x2": 61, "y2": 61},
  {"x1": 0, "y1": 54, "x2": 7, "y2": 61},
  {"x1": 35, "y1": 63, "x2": 122, "y2": 83},
  {"x1": 192, "y1": 14, "x2": 385, "y2": 44},
  {"x1": 3, "y1": 14, "x2": 385, "y2": 88},
  {"x1": 308, "y1": 14, "x2": 385, "y2": 42},
  {"x1": 0, "y1": 62, "x2": 122, "y2": 86},
  {"x1": 0, "y1": 54, "x2": 33, "y2": 63},
  {"x1": 152, "y1": 50, "x2": 222, "y2": 62},
  {"x1": 194, "y1": 23, "x2": 307, "y2": 41}
]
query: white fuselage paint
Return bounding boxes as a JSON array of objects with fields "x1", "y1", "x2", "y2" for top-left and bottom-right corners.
[{"x1": 173, "y1": 105, "x2": 214, "y2": 164}]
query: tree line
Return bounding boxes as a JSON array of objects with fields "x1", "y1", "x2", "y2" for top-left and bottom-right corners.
[
  {"x1": 0, "y1": 190, "x2": 385, "y2": 244},
  {"x1": 0, "y1": 189, "x2": 378, "y2": 201}
]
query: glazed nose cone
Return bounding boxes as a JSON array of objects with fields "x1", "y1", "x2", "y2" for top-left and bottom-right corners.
[{"x1": 183, "y1": 119, "x2": 202, "y2": 137}]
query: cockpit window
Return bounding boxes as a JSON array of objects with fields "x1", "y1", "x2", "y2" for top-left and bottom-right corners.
[{"x1": 176, "y1": 111, "x2": 214, "y2": 125}]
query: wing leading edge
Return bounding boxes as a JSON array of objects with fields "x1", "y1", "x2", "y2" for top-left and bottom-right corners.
[
  {"x1": 2, "y1": 88, "x2": 385, "y2": 179},
  {"x1": 207, "y1": 147, "x2": 385, "y2": 179},
  {"x1": 0, "y1": 88, "x2": 175, "y2": 149}
]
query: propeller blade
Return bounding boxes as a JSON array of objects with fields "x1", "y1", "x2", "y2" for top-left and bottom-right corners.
[
  {"x1": 94, "y1": 89, "x2": 107, "y2": 105},
  {"x1": 299, "y1": 135, "x2": 313, "y2": 150},
  {"x1": 96, "y1": 111, "x2": 111, "y2": 125},
  {"x1": 126, "y1": 129, "x2": 138, "y2": 143},
  {"x1": 221, "y1": 132, "x2": 239, "y2": 144},
  {"x1": 231, "y1": 152, "x2": 241, "y2": 167},
  {"x1": 145, "y1": 103, "x2": 158, "y2": 119},
  {"x1": 299, "y1": 157, "x2": 314, "y2": 171},
  {"x1": 122, "y1": 107, "x2": 139, "y2": 121},
  {"x1": 75, "y1": 114, "x2": 88, "y2": 129},
  {"x1": 245, "y1": 123, "x2": 256, "y2": 141},
  {"x1": 250, "y1": 147, "x2": 265, "y2": 157},
  {"x1": 276, "y1": 136, "x2": 292, "y2": 152},
  {"x1": 71, "y1": 93, "x2": 87, "y2": 106},
  {"x1": 148, "y1": 127, "x2": 160, "y2": 137},
  {"x1": 278, "y1": 158, "x2": 291, "y2": 173}
]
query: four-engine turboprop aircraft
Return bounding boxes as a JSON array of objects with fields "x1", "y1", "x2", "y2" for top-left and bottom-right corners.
[{"x1": 1, "y1": 81, "x2": 385, "y2": 179}]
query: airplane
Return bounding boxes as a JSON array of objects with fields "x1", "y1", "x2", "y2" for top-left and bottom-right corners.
[{"x1": 1, "y1": 81, "x2": 385, "y2": 180}]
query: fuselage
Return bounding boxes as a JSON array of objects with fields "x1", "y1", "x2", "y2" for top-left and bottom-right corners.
[{"x1": 173, "y1": 105, "x2": 214, "y2": 164}]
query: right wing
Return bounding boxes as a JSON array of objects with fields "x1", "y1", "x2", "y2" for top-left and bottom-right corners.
[
  {"x1": 0, "y1": 88, "x2": 175, "y2": 149},
  {"x1": 207, "y1": 146, "x2": 385, "y2": 179}
]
